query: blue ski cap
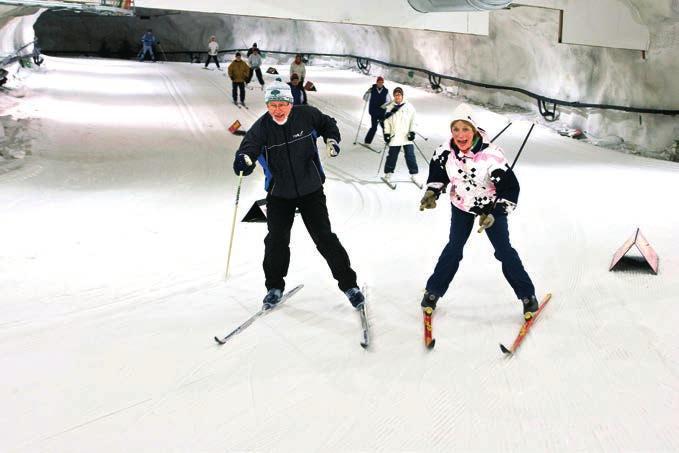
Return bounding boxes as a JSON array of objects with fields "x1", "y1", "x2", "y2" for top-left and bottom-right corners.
[{"x1": 264, "y1": 81, "x2": 293, "y2": 104}]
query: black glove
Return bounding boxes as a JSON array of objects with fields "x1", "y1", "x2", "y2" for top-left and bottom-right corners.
[
  {"x1": 384, "y1": 133, "x2": 392, "y2": 144},
  {"x1": 419, "y1": 190, "x2": 437, "y2": 211},
  {"x1": 407, "y1": 131, "x2": 415, "y2": 141},
  {"x1": 233, "y1": 153, "x2": 254, "y2": 175},
  {"x1": 480, "y1": 201, "x2": 495, "y2": 215}
]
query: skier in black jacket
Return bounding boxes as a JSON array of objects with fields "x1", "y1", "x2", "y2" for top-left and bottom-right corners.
[{"x1": 233, "y1": 81, "x2": 365, "y2": 309}]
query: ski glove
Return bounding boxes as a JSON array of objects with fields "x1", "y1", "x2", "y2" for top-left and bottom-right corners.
[
  {"x1": 384, "y1": 134, "x2": 392, "y2": 144},
  {"x1": 326, "y1": 139, "x2": 340, "y2": 157},
  {"x1": 233, "y1": 153, "x2": 254, "y2": 175},
  {"x1": 477, "y1": 213, "x2": 495, "y2": 233},
  {"x1": 419, "y1": 190, "x2": 437, "y2": 211},
  {"x1": 407, "y1": 131, "x2": 415, "y2": 141}
]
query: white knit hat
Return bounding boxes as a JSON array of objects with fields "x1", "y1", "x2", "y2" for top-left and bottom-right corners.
[
  {"x1": 264, "y1": 81, "x2": 293, "y2": 104},
  {"x1": 449, "y1": 103, "x2": 479, "y2": 133}
]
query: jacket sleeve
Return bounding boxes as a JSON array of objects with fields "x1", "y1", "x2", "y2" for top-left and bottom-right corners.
[
  {"x1": 408, "y1": 106, "x2": 415, "y2": 133},
  {"x1": 227, "y1": 63, "x2": 234, "y2": 80},
  {"x1": 425, "y1": 146, "x2": 450, "y2": 196},
  {"x1": 233, "y1": 119, "x2": 266, "y2": 175},
  {"x1": 487, "y1": 145, "x2": 520, "y2": 213},
  {"x1": 383, "y1": 116, "x2": 392, "y2": 135},
  {"x1": 309, "y1": 107, "x2": 340, "y2": 143}
]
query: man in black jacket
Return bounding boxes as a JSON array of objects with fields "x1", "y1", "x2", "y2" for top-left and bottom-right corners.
[{"x1": 233, "y1": 81, "x2": 365, "y2": 309}]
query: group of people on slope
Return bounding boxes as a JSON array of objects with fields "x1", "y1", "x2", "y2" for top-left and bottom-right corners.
[
  {"x1": 205, "y1": 40, "x2": 308, "y2": 108},
  {"x1": 231, "y1": 78, "x2": 540, "y2": 320}
]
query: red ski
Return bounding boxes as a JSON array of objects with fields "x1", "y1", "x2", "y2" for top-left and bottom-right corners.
[
  {"x1": 423, "y1": 307, "x2": 435, "y2": 349},
  {"x1": 500, "y1": 293, "x2": 552, "y2": 355}
]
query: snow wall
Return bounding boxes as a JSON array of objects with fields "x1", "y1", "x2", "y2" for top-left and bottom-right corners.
[
  {"x1": 32, "y1": 4, "x2": 679, "y2": 159},
  {"x1": 0, "y1": 6, "x2": 41, "y2": 61}
]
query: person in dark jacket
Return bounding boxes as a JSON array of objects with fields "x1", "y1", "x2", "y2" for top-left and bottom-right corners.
[
  {"x1": 138, "y1": 29, "x2": 156, "y2": 62},
  {"x1": 232, "y1": 81, "x2": 365, "y2": 310},
  {"x1": 287, "y1": 73, "x2": 307, "y2": 105},
  {"x1": 362, "y1": 76, "x2": 391, "y2": 145}
]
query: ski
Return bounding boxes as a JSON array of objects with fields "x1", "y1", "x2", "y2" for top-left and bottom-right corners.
[
  {"x1": 499, "y1": 293, "x2": 552, "y2": 355},
  {"x1": 357, "y1": 286, "x2": 370, "y2": 349},
  {"x1": 380, "y1": 177, "x2": 397, "y2": 190},
  {"x1": 411, "y1": 179, "x2": 424, "y2": 190},
  {"x1": 423, "y1": 307, "x2": 435, "y2": 349},
  {"x1": 358, "y1": 143, "x2": 382, "y2": 154},
  {"x1": 214, "y1": 284, "x2": 304, "y2": 345}
]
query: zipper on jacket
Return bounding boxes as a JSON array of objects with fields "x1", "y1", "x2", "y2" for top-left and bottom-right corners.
[{"x1": 282, "y1": 124, "x2": 301, "y2": 197}]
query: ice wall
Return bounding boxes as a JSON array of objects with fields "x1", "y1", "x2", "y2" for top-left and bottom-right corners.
[
  {"x1": 0, "y1": 6, "x2": 42, "y2": 162},
  {"x1": 34, "y1": 3, "x2": 679, "y2": 158},
  {"x1": 0, "y1": 6, "x2": 41, "y2": 57}
]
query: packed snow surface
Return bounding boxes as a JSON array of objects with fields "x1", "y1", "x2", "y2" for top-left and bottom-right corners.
[{"x1": 1, "y1": 57, "x2": 678, "y2": 452}]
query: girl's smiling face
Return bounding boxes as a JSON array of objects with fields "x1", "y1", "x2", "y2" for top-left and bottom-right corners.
[{"x1": 451, "y1": 120, "x2": 476, "y2": 152}]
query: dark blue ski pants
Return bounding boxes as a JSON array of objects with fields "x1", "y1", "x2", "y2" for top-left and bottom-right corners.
[
  {"x1": 426, "y1": 205, "x2": 535, "y2": 299},
  {"x1": 385, "y1": 144, "x2": 418, "y2": 174}
]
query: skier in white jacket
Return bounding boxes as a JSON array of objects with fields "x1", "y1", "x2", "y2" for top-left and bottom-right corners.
[
  {"x1": 205, "y1": 36, "x2": 220, "y2": 69},
  {"x1": 382, "y1": 87, "x2": 418, "y2": 183}
]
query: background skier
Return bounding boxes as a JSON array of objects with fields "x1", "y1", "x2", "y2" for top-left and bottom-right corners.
[
  {"x1": 227, "y1": 52, "x2": 250, "y2": 106},
  {"x1": 362, "y1": 76, "x2": 391, "y2": 145},
  {"x1": 205, "y1": 36, "x2": 220, "y2": 69},
  {"x1": 382, "y1": 87, "x2": 419, "y2": 184}
]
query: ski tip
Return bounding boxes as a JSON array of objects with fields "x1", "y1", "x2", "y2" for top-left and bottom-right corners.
[
  {"x1": 499, "y1": 343, "x2": 512, "y2": 355},
  {"x1": 426, "y1": 339, "x2": 436, "y2": 349},
  {"x1": 214, "y1": 336, "x2": 225, "y2": 345},
  {"x1": 360, "y1": 342, "x2": 369, "y2": 349}
]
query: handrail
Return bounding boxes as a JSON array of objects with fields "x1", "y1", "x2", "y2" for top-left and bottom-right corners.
[
  {"x1": 40, "y1": 46, "x2": 679, "y2": 116},
  {"x1": 0, "y1": 40, "x2": 37, "y2": 67}
]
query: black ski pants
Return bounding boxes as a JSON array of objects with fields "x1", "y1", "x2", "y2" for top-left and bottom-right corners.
[
  {"x1": 232, "y1": 82, "x2": 245, "y2": 103},
  {"x1": 247, "y1": 67, "x2": 264, "y2": 85},
  {"x1": 264, "y1": 189, "x2": 358, "y2": 292},
  {"x1": 364, "y1": 113, "x2": 384, "y2": 144},
  {"x1": 205, "y1": 55, "x2": 220, "y2": 68}
]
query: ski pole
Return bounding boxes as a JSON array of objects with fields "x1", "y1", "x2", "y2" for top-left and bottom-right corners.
[
  {"x1": 376, "y1": 142, "x2": 389, "y2": 175},
  {"x1": 225, "y1": 171, "x2": 244, "y2": 279},
  {"x1": 490, "y1": 121, "x2": 512, "y2": 143},
  {"x1": 158, "y1": 43, "x2": 168, "y2": 62},
  {"x1": 478, "y1": 122, "x2": 535, "y2": 234},
  {"x1": 353, "y1": 98, "x2": 368, "y2": 144},
  {"x1": 415, "y1": 131, "x2": 429, "y2": 141},
  {"x1": 412, "y1": 140, "x2": 429, "y2": 163}
]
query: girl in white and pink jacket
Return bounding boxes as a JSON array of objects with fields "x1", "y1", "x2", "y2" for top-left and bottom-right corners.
[{"x1": 418, "y1": 104, "x2": 539, "y2": 319}]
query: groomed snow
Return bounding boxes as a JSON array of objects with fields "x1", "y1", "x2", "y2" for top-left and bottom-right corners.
[{"x1": 1, "y1": 56, "x2": 678, "y2": 452}]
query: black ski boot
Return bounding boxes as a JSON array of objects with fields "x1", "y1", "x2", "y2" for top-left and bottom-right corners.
[
  {"x1": 262, "y1": 288, "x2": 283, "y2": 310},
  {"x1": 521, "y1": 295, "x2": 539, "y2": 320},
  {"x1": 344, "y1": 287, "x2": 365, "y2": 309},
  {"x1": 421, "y1": 291, "x2": 439, "y2": 311}
]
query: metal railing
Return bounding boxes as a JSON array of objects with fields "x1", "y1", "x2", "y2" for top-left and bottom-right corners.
[{"x1": 40, "y1": 46, "x2": 679, "y2": 117}]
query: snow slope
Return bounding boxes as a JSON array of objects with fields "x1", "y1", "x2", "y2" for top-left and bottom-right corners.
[{"x1": 1, "y1": 56, "x2": 678, "y2": 452}]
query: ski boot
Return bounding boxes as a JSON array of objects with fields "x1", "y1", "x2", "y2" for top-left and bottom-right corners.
[
  {"x1": 262, "y1": 288, "x2": 283, "y2": 310},
  {"x1": 344, "y1": 287, "x2": 365, "y2": 310},
  {"x1": 521, "y1": 295, "x2": 539, "y2": 320},
  {"x1": 421, "y1": 291, "x2": 439, "y2": 311}
]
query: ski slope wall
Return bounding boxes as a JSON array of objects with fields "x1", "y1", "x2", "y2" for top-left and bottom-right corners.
[
  {"x1": 0, "y1": 6, "x2": 41, "y2": 60},
  {"x1": 34, "y1": 3, "x2": 679, "y2": 158}
]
